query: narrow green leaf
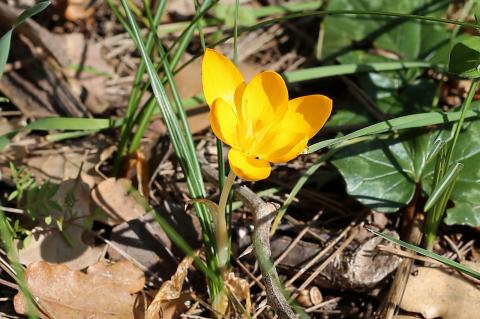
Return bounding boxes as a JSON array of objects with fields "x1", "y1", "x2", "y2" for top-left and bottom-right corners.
[
  {"x1": 0, "y1": 1, "x2": 51, "y2": 79},
  {"x1": 0, "y1": 30, "x2": 13, "y2": 79},
  {"x1": 307, "y1": 110, "x2": 479, "y2": 153},
  {"x1": 14, "y1": 1, "x2": 51, "y2": 28},
  {"x1": 284, "y1": 62, "x2": 437, "y2": 83},
  {"x1": 0, "y1": 117, "x2": 122, "y2": 150},
  {"x1": 367, "y1": 227, "x2": 480, "y2": 280},
  {"x1": 424, "y1": 162, "x2": 463, "y2": 212}
]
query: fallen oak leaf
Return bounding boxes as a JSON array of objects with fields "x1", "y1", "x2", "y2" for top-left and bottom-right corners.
[
  {"x1": 400, "y1": 266, "x2": 480, "y2": 319},
  {"x1": 146, "y1": 255, "x2": 194, "y2": 319},
  {"x1": 87, "y1": 260, "x2": 145, "y2": 293},
  {"x1": 91, "y1": 178, "x2": 146, "y2": 225},
  {"x1": 14, "y1": 260, "x2": 145, "y2": 319}
]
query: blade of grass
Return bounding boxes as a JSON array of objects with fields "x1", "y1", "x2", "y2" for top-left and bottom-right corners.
[
  {"x1": 271, "y1": 149, "x2": 336, "y2": 234},
  {"x1": 0, "y1": 117, "x2": 122, "y2": 150},
  {"x1": 0, "y1": 211, "x2": 38, "y2": 318},
  {"x1": 118, "y1": 0, "x2": 222, "y2": 297},
  {"x1": 424, "y1": 162, "x2": 463, "y2": 212},
  {"x1": 446, "y1": 79, "x2": 480, "y2": 165},
  {"x1": 283, "y1": 62, "x2": 439, "y2": 83},
  {"x1": 306, "y1": 109, "x2": 480, "y2": 153},
  {"x1": 0, "y1": 1, "x2": 51, "y2": 79},
  {"x1": 109, "y1": 0, "x2": 167, "y2": 175},
  {"x1": 367, "y1": 227, "x2": 480, "y2": 280}
]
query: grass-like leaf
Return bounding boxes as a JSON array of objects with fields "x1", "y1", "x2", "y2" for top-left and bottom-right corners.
[
  {"x1": 424, "y1": 162, "x2": 463, "y2": 212},
  {"x1": 367, "y1": 227, "x2": 480, "y2": 280},
  {"x1": 307, "y1": 110, "x2": 479, "y2": 153},
  {"x1": 0, "y1": 117, "x2": 121, "y2": 150},
  {"x1": 0, "y1": 1, "x2": 51, "y2": 79},
  {"x1": 118, "y1": 0, "x2": 222, "y2": 296}
]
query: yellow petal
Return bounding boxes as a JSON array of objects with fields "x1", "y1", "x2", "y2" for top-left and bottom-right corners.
[
  {"x1": 210, "y1": 98, "x2": 240, "y2": 147},
  {"x1": 288, "y1": 95, "x2": 332, "y2": 138},
  {"x1": 228, "y1": 149, "x2": 271, "y2": 181},
  {"x1": 248, "y1": 108, "x2": 305, "y2": 163},
  {"x1": 202, "y1": 48, "x2": 244, "y2": 107},
  {"x1": 240, "y1": 71, "x2": 288, "y2": 135}
]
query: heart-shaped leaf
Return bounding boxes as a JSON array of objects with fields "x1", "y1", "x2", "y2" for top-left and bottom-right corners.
[{"x1": 332, "y1": 119, "x2": 480, "y2": 226}]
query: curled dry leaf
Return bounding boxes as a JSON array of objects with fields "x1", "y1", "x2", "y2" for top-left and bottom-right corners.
[
  {"x1": 400, "y1": 266, "x2": 480, "y2": 319},
  {"x1": 91, "y1": 178, "x2": 146, "y2": 225},
  {"x1": 225, "y1": 272, "x2": 252, "y2": 317},
  {"x1": 146, "y1": 255, "x2": 194, "y2": 319},
  {"x1": 14, "y1": 260, "x2": 145, "y2": 319},
  {"x1": 17, "y1": 178, "x2": 104, "y2": 270}
]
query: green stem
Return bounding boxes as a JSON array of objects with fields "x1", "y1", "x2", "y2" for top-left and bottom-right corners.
[
  {"x1": 216, "y1": 169, "x2": 236, "y2": 270},
  {"x1": 446, "y1": 79, "x2": 480, "y2": 165}
]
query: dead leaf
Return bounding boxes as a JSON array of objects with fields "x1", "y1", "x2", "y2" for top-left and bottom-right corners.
[
  {"x1": 91, "y1": 178, "x2": 146, "y2": 225},
  {"x1": 62, "y1": 33, "x2": 113, "y2": 113},
  {"x1": 59, "y1": 0, "x2": 95, "y2": 21},
  {"x1": 26, "y1": 152, "x2": 97, "y2": 183},
  {"x1": 17, "y1": 178, "x2": 104, "y2": 270},
  {"x1": 400, "y1": 267, "x2": 480, "y2": 319},
  {"x1": 226, "y1": 272, "x2": 251, "y2": 318},
  {"x1": 14, "y1": 261, "x2": 145, "y2": 319},
  {"x1": 108, "y1": 203, "x2": 202, "y2": 276},
  {"x1": 146, "y1": 255, "x2": 194, "y2": 319},
  {"x1": 87, "y1": 260, "x2": 145, "y2": 293}
]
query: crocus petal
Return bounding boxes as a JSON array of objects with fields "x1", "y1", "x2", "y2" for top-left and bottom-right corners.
[
  {"x1": 240, "y1": 71, "x2": 288, "y2": 136},
  {"x1": 210, "y1": 98, "x2": 240, "y2": 147},
  {"x1": 288, "y1": 95, "x2": 332, "y2": 138},
  {"x1": 202, "y1": 48, "x2": 244, "y2": 107},
  {"x1": 228, "y1": 149, "x2": 271, "y2": 181},
  {"x1": 251, "y1": 108, "x2": 307, "y2": 163}
]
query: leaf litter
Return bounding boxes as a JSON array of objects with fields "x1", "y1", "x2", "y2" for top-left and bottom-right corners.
[{"x1": 14, "y1": 260, "x2": 145, "y2": 319}]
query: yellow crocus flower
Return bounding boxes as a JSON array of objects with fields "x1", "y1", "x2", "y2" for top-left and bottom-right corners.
[{"x1": 202, "y1": 48, "x2": 332, "y2": 181}]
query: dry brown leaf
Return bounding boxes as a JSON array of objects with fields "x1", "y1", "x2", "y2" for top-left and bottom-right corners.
[
  {"x1": 26, "y1": 152, "x2": 97, "y2": 182},
  {"x1": 226, "y1": 272, "x2": 251, "y2": 318},
  {"x1": 59, "y1": 0, "x2": 95, "y2": 21},
  {"x1": 17, "y1": 178, "x2": 104, "y2": 270},
  {"x1": 146, "y1": 255, "x2": 194, "y2": 319},
  {"x1": 14, "y1": 261, "x2": 145, "y2": 319},
  {"x1": 400, "y1": 266, "x2": 480, "y2": 319},
  {"x1": 91, "y1": 178, "x2": 146, "y2": 225},
  {"x1": 62, "y1": 33, "x2": 113, "y2": 113},
  {"x1": 87, "y1": 260, "x2": 145, "y2": 293}
]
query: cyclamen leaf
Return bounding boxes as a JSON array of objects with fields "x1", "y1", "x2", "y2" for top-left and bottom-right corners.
[
  {"x1": 449, "y1": 36, "x2": 480, "y2": 78},
  {"x1": 332, "y1": 119, "x2": 480, "y2": 226}
]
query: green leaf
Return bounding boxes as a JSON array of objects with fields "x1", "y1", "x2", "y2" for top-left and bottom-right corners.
[
  {"x1": 423, "y1": 162, "x2": 463, "y2": 212},
  {"x1": 0, "y1": 117, "x2": 122, "y2": 151},
  {"x1": 0, "y1": 30, "x2": 13, "y2": 79},
  {"x1": 13, "y1": 1, "x2": 51, "y2": 28},
  {"x1": 449, "y1": 36, "x2": 480, "y2": 78},
  {"x1": 307, "y1": 108, "x2": 479, "y2": 153},
  {"x1": 331, "y1": 130, "x2": 438, "y2": 212},
  {"x1": 213, "y1": 4, "x2": 257, "y2": 27},
  {"x1": 368, "y1": 228, "x2": 480, "y2": 280},
  {"x1": 319, "y1": 0, "x2": 450, "y2": 61},
  {"x1": 44, "y1": 216, "x2": 52, "y2": 225},
  {"x1": 0, "y1": 1, "x2": 51, "y2": 80},
  {"x1": 283, "y1": 61, "x2": 436, "y2": 83},
  {"x1": 332, "y1": 117, "x2": 480, "y2": 226}
]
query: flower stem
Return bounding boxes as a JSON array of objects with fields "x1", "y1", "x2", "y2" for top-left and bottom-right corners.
[{"x1": 216, "y1": 169, "x2": 236, "y2": 270}]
